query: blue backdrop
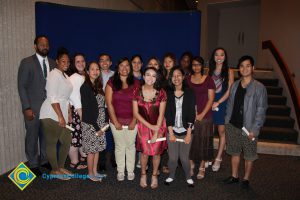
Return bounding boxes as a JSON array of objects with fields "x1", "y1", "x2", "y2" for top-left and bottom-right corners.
[{"x1": 35, "y1": 2, "x2": 201, "y2": 69}]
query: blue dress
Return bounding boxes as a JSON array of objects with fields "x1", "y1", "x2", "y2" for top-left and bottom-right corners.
[{"x1": 212, "y1": 71, "x2": 227, "y2": 125}]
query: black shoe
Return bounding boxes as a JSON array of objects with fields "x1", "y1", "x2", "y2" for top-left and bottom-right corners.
[
  {"x1": 41, "y1": 162, "x2": 52, "y2": 170},
  {"x1": 30, "y1": 167, "x2": 42, "y2": 176},
  {"x1": 240, "y1": 179, "x2": 249, "y2": 189},
  {"x1": 223, "y1": 176, "x2": 239, "y2": 184},
  {"x1": 111, "y1": 160, "x2": 117, "y2": 168},
  {"x1": 164, "y1": 178, "x2": 173, "y2": 186},
  {"x1": 99, "y1": 164, "x2": 106, "y2": 172}
]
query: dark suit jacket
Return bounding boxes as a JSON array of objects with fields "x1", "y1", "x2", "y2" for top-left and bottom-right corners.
[
  {"x1": 18, "y1": 54, "x2": 56, "y2": 113},
  {"x1": 165, "y1": 88, "x2": 196, "y2": 129}
]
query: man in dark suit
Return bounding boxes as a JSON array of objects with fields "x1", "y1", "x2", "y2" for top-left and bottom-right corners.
[{"x1": 17, "y1": 35, "x2": 56, "y2": 175}]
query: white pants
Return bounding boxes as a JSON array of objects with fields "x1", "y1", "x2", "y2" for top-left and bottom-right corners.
[{"x1": 110, "y1": 123, "x2": 137, "y2": 173}]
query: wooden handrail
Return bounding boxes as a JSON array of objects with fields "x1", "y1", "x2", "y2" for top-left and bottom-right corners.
[{"x1": 262, "y1": 40, "x2": 300, "y2": 130}]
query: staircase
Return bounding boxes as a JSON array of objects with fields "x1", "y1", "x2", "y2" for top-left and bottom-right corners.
[
  {"x1": 213, "y1": 69, "x2": 300, "y2": 156},
  {"x1": 257, "y1": 78, "x2": 298, "y2": 143}
]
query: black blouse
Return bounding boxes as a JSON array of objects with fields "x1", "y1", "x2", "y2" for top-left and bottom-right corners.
[{"x1": 80, "y1": 82, "x2": 100, "y2": 131}]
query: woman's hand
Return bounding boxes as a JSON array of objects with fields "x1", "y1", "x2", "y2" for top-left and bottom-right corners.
[
  {"x1": 150, "y1": 131, "x2": 158, "y2": 143},
  {"x1": 184, "y1": 133, "x2": 191, "y2": 144},
  {"x1": 196, "y1": 113, "x2": 204, "y2": 121},
  {"x1": 114, "y1": 121, "x2": 122, "y2": 130},
  {"x1": 169, "y1": 134, "x2": 176, "y2": 142},
  {"x1": 150, "y1": 124, "x2": 160, "y2": 132},
  {"x1": 212, "y1": 102, "x2": 220, "y2": 110},
  {"x1": 128, "y1": 120, "x2": 136, "y2": 130},
  {"x1": 58, "y1": 116, "x2": 66, "y2": 128},
  {"x1": 96, "y1": 130, "x2": 104, "y2": 136}
]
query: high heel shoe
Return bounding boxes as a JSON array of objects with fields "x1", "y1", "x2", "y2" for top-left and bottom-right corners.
[
  {"x1": 151, "y1": 174, "x2": 158, "y2": 189},
  {"x1": 197, "y1": 167, "x2": 205, "y2": 180},
  {"x1": 212, "y1": 158, "x2": 222, "y2": 172},
  {"x1": 140, "y1": 173, "x2": 147, "y2": 188},
  {"x1": 190, "y1": 164, "x2": 195, "y2": 176}
]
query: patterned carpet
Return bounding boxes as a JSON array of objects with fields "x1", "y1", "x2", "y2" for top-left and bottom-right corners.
[{"x1": 1, "y1": 153, "x2": 300, "y2": 200}]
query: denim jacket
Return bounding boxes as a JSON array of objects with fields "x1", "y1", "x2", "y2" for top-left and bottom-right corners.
[{"x1": 225, "y1": 79, "x2": 268, "y2": 137}]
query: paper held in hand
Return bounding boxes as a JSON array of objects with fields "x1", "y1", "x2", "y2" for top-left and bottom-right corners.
[
  {"x1": 242, "y1": 127, "x2": 255, "y2": 141},
  {"x1": 66, "y1": 125, "x2": 75, "y2": 131},
  {"x1": 147, "y1": 137, "x2": 184, "y2": 143}
]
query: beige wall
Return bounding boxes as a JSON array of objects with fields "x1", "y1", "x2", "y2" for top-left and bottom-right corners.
[
  {"x1": 0, "y1": 0, "x2": 139, "y2": 175},
  {"x1": 258, "y1": 0, "x2": 300, "y2": 95},
  {"x1": 258, "y1": 0, "x2": 300, "y2": 141}
]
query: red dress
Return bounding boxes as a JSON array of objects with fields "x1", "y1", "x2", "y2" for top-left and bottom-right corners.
[{"x1": 133, "y1": 88, "x2": 168, "y2": 156}]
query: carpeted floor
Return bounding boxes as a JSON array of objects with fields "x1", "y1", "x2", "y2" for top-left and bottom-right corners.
[{"x1": 1, "y1": 153, "x2": 300, "y2": 200}]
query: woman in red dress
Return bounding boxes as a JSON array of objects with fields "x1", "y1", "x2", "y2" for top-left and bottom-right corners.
[{"x1": 133, "y1": 67, "x2": 167, "y2": 189}]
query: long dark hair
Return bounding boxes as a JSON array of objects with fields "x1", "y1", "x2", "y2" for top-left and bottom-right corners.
[
  {"x1": 141, "y1": 67, "x2": 162, "y2": 91},
  {"x1": 190, "y1": 56, "x2": 204, "y2": 75},
  {"x1": 147, "y1": 56, "x2": 167, "y2": 80},
  {"x1": 208, "y1": 47, "x2": 229, "y2": 92},
  {"x1": 67, "y1": 52, "x2": 86, "y2": 76},
  {"x1": 112, "y1": 57, "x2": 134, "y2": 91},
  {"x1": 168, "y1": 66, "x2": 187, "y2": 91},
  {"x1": 84, "y1": 61, "x2": 104, "y2": 95}
]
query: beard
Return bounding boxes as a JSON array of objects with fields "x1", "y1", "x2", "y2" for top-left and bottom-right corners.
[{"x1": 37, "y1": 48, "x2": 49, "y2": 57}]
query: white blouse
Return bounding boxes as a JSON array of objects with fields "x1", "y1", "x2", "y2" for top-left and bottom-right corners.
[
  {"x1": 69, "y1": 73, "x2": 84, "y2": 109},
  {"x1": 173, "y1": 95, "x2": 186, "y2": 133},
  {"x1": 40, "y1": 68, "x2": 73, "y2": 122}
]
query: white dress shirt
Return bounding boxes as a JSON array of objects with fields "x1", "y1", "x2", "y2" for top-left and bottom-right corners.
[
  {"x1": 36, "y1": 53, "x2": 50, "y2": 76},
  {"x1": 69, "y1": 73, "x2": 85, "y2": 109},
  {"x1": 40, "y1": 68, "x2": 73, "y2": 122},
  {"x1": 102, "y1": 70, "x2": 114, "y2": 90}
]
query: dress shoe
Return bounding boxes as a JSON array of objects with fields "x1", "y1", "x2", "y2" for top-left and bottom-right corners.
[
  {"x1": 111, "y1": 160, "x2": 117, "y2": 168},
  {"x1": 41, "y1": 162, "x2": 52, "y2": 170},
  {"x1": 186, "y1": 179, "x2": 194, "y2": 188},
  {"x1": 240, "y1": 179, "x2": 249, "y2": 189},
  {"x1": 30, "y1": 167, "x2": 42, "y2": 176},
  {"x1": 164, "y1": 177, "x2": 174, "y2": 186},
  {"x1": 99, "y1": 164, "x2": 106, "y2": 172},
  {"x1": 223, "y1": 176, "x2": 239, "y2": 184}
]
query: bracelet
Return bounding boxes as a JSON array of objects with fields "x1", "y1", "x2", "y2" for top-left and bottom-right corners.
[{"x1": 188, "y1": 123, "x2": 193, "y2": 129}]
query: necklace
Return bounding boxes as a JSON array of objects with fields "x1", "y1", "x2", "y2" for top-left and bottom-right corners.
[{"x1": 142, "y1": 86, "x2": 157, "y2": 102}]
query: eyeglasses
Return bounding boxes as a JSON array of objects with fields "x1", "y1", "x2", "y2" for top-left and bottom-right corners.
[{"x1": 192, "y1": 64, "x2": 202, "y2": 66}]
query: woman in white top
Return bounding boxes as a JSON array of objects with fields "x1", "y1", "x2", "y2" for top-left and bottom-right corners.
[
  {"x1": 40, "y1": 47, "x2": 73, "y2": 180},
  {"x1": 68, "y1": 53, "x2": 87, "y2": 170}
]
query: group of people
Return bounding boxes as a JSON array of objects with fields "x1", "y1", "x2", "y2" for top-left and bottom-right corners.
[{"x1": 17, "y1": 35, "x2": 268, "y2": 189}]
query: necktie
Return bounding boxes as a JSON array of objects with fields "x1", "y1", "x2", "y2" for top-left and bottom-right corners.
[{"x1": 43, "y1": 59, "x2": 47, "y2": 78}]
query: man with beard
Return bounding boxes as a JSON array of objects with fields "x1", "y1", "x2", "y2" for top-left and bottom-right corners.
[{"x1": 18, "y1": 35, "x2": 56, "y2": 175}]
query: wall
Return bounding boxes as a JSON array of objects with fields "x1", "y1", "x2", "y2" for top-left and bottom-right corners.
[
  {"x1": 258, "y1": 0, "x2": 300, "y2": 142},
  {"x1": 258, "y1": 0, "x2": 300, "y2": 94},
  {"x1": 0, "y1": 0, "x2": 139, "y2": 175}
]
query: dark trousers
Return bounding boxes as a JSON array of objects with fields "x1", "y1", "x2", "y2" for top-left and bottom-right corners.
[
  {"x1": 24, "y1": 113, "x2": 47, "y2": 168},
  {"x1": 167, "y1": 134, "x2": 192, "y2": 180}
]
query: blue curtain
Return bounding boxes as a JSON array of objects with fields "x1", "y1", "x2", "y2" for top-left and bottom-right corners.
[{"x1": 35, "y1": 2, "x2": 201, "y2": 68}]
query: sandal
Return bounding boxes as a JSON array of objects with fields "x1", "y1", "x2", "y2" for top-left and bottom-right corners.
[
  {"x1": 151, "y1": 174, "x2": 158, "y2": 189},
  {"x1": 70, "y1": 162, "x2": 87, "y2": 170},
  {"x1": 197, "y1": 167, "x2": 205, "y2": 180},
  {"x1": 59, "y1": 168, "x2": 73, "y2": 175},
  {"x1": 212, "y1": 158, "x2": 222, "y2": 172},
  {"x1": 140, "y1": 173, "x2": 147, "y2": 188},
  {"x1": 80, "y1": 156, "x2": 87, "y2": 164}
]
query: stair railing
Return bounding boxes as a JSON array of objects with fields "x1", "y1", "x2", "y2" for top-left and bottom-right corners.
[{"x1": 262, "y1": 40, "x2": 300, "y2": 133}]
